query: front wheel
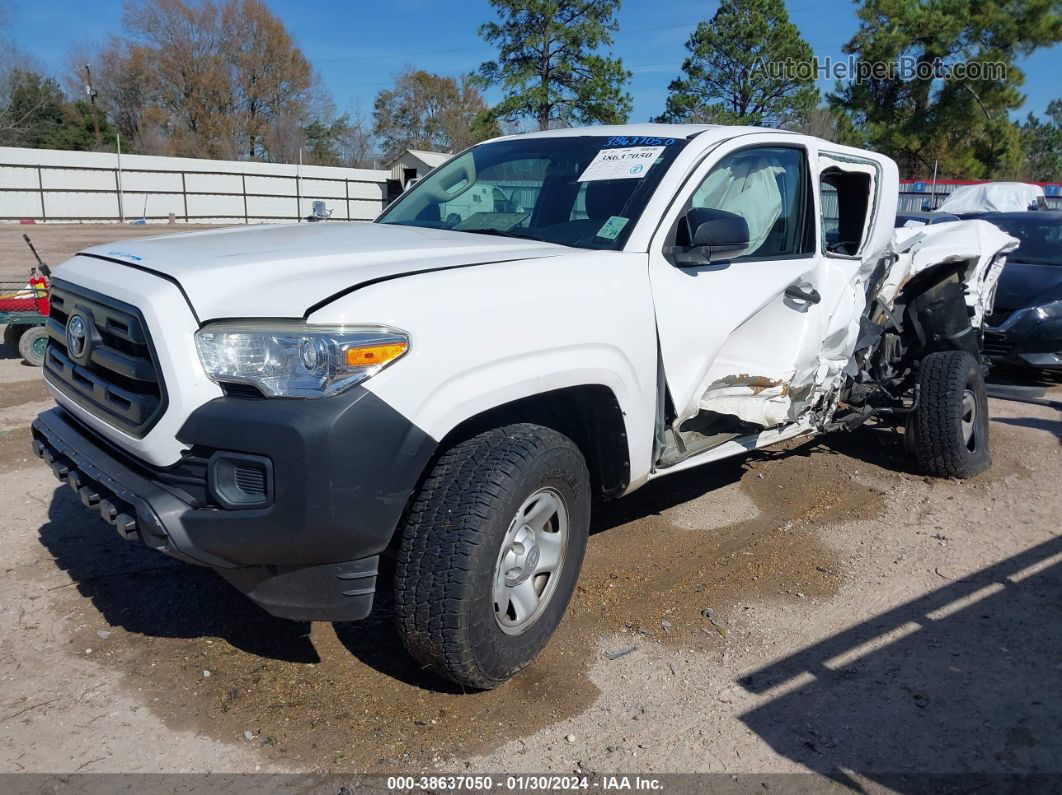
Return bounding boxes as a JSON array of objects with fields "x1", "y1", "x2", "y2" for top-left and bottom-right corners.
[
  {"x1": 909, "y1": 350, "x2": 991, "y2": 478},
  {"x1": 18, "y1": 325, "x2": 49, "y2": 367},
  {"x1": 394, "y1": 423, "x2": 591, "y2": 689}
]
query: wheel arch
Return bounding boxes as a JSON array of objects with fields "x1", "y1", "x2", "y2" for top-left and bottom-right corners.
[
  {"x1": 431, "y1": 384, "x2": 631, "y2": 500},
  {"x1": 897, "y1": 260, "x2": 982, "y2": 358}
]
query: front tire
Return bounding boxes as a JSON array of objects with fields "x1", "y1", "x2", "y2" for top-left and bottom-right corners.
[
  {"x1": 18, "y1": 325, "x2": 49, "y2": 367},
  {"x1": 394, "y1": 423, "x2": 591, "y2": 689},
  {"x1": 910, "y1": 350, "x2": 991, "y2": 478}
]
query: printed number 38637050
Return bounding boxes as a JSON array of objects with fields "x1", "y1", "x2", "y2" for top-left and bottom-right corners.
[{"x1": 604, "y1": 136, "x2": 675, "y2": 147}]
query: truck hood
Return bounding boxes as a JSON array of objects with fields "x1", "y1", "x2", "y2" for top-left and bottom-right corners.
[{"x1": 72, "y1": 222, "x2": 570, "y2": 321}]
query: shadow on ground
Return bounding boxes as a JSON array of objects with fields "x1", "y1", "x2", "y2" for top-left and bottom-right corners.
[
  {"x1": 35, "y1": 450, "x2": 756, "y2": 689},
  {"x1": 993, "y1": 415, "x2": 1062, "y2": 437},
  {"x1": 808, "y1": 422, "x2": 917, "y2": 474},
  {"x1": 988, "y1": 363, "x2": 1062, "y2": 390},
  {"x1": 589, "y1": 454, "x2": 749, "y2": 534},
  {"x1": 37, "y1": 485, "x2": 320, "y2": 663},
  {"x1": 737, "y1": 535, "x2": 1062, "y2": 789},
  {"x1": 336, "y1": 455, "x2": 755, "y2": 686},
  {"x1": 31, "y1": 413, "x2": 1050, "y2": 767},
  {"x1": 33, "y1": 416, "x2": 907, "y2": 693},
  {"x1": 0, "y1": 342, "x2": 31, "y2": 362}
]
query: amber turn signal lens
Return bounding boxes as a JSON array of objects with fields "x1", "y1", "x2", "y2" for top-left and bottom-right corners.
[{"x1": 345, "y1": 341, "x2": 408, "y2": 367}]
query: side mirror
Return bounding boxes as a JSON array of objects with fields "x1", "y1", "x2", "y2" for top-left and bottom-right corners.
[{"x1": 669, "y1": 208, "x2": 750, "y2": 266}]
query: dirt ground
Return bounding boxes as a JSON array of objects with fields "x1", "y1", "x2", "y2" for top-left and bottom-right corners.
[{"x1": 0, "y1": 224, "x2": 1060, "y2": 785}]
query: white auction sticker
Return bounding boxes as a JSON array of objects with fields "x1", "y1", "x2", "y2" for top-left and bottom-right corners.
[{"x1": 578, "y1": 146, "x2": 666, "y2": 181}]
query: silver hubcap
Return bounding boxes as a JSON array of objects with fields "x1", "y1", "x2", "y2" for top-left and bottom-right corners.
[
  {"x1": 493, "y1": 487, "x2": 568, "y2": 635},
  {"x1": 961, "y1": 389, "x2": 977, "y2": 451}
]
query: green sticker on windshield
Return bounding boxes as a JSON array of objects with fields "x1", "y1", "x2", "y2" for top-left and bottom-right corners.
[{"x1": 597, "y1": 216, "x2": 629, "y2": 240}]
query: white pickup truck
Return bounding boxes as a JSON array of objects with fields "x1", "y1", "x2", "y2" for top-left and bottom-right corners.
[{"x1": 31, "y1": 124, "x2": 1017, "y2": 689}]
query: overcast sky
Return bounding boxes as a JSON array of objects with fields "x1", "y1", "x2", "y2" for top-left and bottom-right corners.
[{"x1": 7, "y1": 0, "x2": 1060, "y2": 124}]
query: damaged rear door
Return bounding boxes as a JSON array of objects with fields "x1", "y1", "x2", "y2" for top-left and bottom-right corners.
[{"x1": 648, "y1": 137, "x2": 827, "y2": 463}]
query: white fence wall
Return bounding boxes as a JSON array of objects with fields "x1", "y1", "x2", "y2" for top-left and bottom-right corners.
[{"x1": 0, "y1": 147, "x2": 389, "y2": 224}]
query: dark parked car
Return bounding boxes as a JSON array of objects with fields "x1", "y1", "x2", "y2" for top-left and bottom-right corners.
[
  {"x1": 981, "y1": 211, "x2": 1062, "y2": 373},
  {"x1": 895, "y1": 211, "x2": 960, "y2": 227}
]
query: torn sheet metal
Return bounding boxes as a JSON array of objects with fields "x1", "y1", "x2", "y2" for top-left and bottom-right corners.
[
  {"x1": 698, "y1": 374, "x2": 794, "y2": 427},
  {"x1": 881, "y1": 220, "x2": 1019, "y2": 325},
  {"x1": 809, "y1": 219, "x2": 1019, "y2": 411},
  {"x1": 694, "y1": 220, "x2": 1018, "y2": 431}
]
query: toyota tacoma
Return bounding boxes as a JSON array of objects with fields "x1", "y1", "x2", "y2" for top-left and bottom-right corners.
[{"x1": 31, "y1": 124, "x2": 1017, "y2": 689}]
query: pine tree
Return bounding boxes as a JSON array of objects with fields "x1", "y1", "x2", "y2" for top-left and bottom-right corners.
[
  {"x1": 478, "y1": 0, "x2": 632, "y2": 130},
  {"x1": 1019, "y1": 99, "x2": 1062, "y2": 181},
  {"x1": 832, "y1": 0, "x2": 1061, "y2": 178},
  {"x1": 655, "y1": 0, "x2": 818, "y2": 128}
]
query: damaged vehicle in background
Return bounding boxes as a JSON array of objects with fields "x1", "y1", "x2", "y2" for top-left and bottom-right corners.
[
  {"x1": 936, "y1": 182, "x2": 1048, "y2": 217},
  {"x1": 894, "y1": 211, "x2": 960, "y2": 227},
  {"x1": 981, "y1": 211, "x2": 1062, "y2": 375},
  {"x1": 30, "y1": 124, "x2": 1017, "y2": 690}
]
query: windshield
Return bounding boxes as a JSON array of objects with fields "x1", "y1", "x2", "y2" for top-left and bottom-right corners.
[
  {"x1": 377, "y1": 135, "x2": 689, "y2": 250},
  {"x1": 989, "y1": 216, "x2": 1062, "y2": 265}
]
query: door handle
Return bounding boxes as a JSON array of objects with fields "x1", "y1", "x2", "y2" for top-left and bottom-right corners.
[{"x1": 785, "y1": 283, "x2": 821, "y2": 304}]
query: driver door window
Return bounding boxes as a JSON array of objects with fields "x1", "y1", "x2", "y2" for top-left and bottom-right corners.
[{"x1": 684, "y1": 146, "x2": 812, "y2": 259}]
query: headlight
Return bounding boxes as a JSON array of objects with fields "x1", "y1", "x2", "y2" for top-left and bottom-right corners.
[{"x1": 195, "y1": 322, "x2": 409, "y2": 398}]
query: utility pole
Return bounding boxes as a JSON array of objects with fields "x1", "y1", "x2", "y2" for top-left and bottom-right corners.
[
  {"x1": 297, "y1": 147, "x2": 303, "y2": 222},
  {"x1": 116, "y1": 132, "x2": 125, "y2": 223},
  {"x1": 929, "y1": 160, "x2": 939, "y2": 210},
  {"x1": 84, "y1": 64, "x2": 102, "y2": 149}
]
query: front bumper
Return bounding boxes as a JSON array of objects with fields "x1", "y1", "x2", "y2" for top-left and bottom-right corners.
[{"x1": 31, "y1": 387, "x2": 437, "y2": 621}]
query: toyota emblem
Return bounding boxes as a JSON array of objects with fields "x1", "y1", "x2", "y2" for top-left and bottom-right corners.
[{"x1": 66, "y1": 313, "x2": 89, "y2": 360}]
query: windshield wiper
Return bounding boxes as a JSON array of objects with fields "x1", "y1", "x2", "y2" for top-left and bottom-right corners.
[{"x1": 456, "y1": 227, "x2": 542, "y2": 242}]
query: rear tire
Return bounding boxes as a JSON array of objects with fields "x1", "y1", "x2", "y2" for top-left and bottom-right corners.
[
  {"x1": 18, "y1": 325, "x2": 48, "y2": 367},
  {"x1": 910, "y1": 350, "x2": 991, "y2": 478},
  {"x1": 3, "y1": 324, "x2": 27, "y2": 355},
  {"x1": 394, "y1": 423, "x2": 591, "y2": 690}
]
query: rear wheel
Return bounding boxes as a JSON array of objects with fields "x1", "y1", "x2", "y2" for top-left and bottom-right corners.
[
  {"x1": 394, "y1": 423, "x2": 591, "y2": 689},
  {"x1": 17, "y1": 325, "x2": 48, "y2": 367},
  {"x1": 3, "y1": 324, "x2": 27, "y2": 355},
  {"x1": 910, "y1": 350, "x2": 991, "y2": 478}
]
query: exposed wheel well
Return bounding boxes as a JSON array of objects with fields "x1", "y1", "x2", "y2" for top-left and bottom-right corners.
[
  {"x1": 897, "y1": 260, "x2": 980, "y2": 358},
  {"x1": 434, "y1": 385, "x2": 631, "y2": 500}
]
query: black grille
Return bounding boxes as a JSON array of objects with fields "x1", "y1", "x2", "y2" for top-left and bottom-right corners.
[
  {"x1": 44, "y1": 281, "x2": 166, "y2": 437},
  {"x1": 208, "y1": 453, "x2": 272, "y2": 508},
  {"x1": 982, "y1": 331, "x2": 1013, "y2": 357},
  {"x1": 985, "y1": 308, "x2": 1014, "y2": 328},
  {"x1": 234, "y1": 464, "x2": 267, "y2": 497}
]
